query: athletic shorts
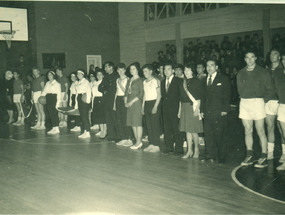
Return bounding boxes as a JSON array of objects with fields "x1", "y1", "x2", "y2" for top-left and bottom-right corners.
[
  {"x1": 13, "y1": 94, "x2": 21, "y2": 103},
  {"x1": 277, "y1": 104, "x2": 285, "y2": 123},
  {"x1": 33, "y1": 91, "x2": 41, "y2": 104},
  {"x1": 239, "y1": 98, "x2": 266, "y2": 120},
  {"x1": 265, "y1": 100, "x2": 279, "y2": 115}
]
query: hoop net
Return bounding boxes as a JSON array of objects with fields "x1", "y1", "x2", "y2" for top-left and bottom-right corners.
[{"x1": 0, "y1": 30, "x2": 16, "y2": 49}]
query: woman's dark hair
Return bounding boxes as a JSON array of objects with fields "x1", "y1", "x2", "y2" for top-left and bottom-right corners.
[
  {"x1": 94, "y1": 69, "x2": 105, "y2": 81},
  {"x1": 129, "y1": 62, "x2": 143, "y2": 77},
  {"x1": 184, "y1": 63, "x2": 197, "y2": 76},
  {"x1": 69, "y1": 72, "x2": 78, "y2": 81},
  {"x1": 47, "y1": 70, "x2": 56, "y2": 79}
]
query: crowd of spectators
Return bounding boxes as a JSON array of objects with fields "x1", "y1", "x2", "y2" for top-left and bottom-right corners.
[{"x1": 156, "y1": 32, "x2": 285, "y2": 105}]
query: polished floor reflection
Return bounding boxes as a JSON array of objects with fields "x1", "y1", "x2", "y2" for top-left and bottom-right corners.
[{"x1": 0, "y1": 112, "x2": 284, "y2": 214}]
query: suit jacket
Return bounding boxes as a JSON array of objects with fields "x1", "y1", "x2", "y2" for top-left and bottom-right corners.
[
  {"x1": 161, "y1": 76, "x2": 183, "y2": 117},
  {"x1": 201, "y1": 73, "x2": 231, "y2": 116}
]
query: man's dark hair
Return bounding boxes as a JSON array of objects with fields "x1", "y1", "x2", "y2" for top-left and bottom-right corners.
[
  {"x1": 164, "y1": 62, "x2": 174, "y2": 69},
  {"x1": 174, "y1": 63, "x2": 184, "y2": 71},
  {"x1": 104, "y1": 61, "x2": 114, "y2": 68},
  {"x1": 117, "y1": 63, "x2": 126, "y2": 70},
  {"x1": 142, "y1": 64, "x2": 154, "y2": 71},
  {"x1": 244, "y1": 50, "x2": 257, "y2": 57}
]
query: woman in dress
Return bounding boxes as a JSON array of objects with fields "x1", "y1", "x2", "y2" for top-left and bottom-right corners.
[
  {"x1": 69, "y1": 72, "x2": 81, "y2": 132},
  {"x1": 125, "y1": 62, "x2": 144, "y2": 150},
  {"x1": 90, "y1": 70, "x2": 106, "y2": 138},
  {"x1": 76, "y1": 69, "x2": 92, "y2": 139},
  {"x1": 41, "y1": 70, "x2": 61, "y2": 135},
  {"x1": 142, "y1": 64, "x2": 161, "y2": 153},
  {"x1": 178, "y1": 63, "x2": 204, "y2": 158},
  {"x1": 31, "y1": 67, "x2": 46, "y2": 130}
]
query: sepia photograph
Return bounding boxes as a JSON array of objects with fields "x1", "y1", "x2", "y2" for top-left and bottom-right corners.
[{"x1": 0, "y1": 0, "x2": 284, "y2": 214}]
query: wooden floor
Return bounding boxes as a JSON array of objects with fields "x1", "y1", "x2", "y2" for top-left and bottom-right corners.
[{"x1": 0, "y1": 112, "x2": 284, "y2": 214}]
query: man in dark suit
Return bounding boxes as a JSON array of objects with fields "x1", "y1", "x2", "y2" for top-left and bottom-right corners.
[
  {"x1": 98, "y1": 61, "x2": 119, "y2": 141},
  {"x1": 161, "y1": 63, "x2": 183, "y2": 154},
  {"x1": 201, "y1": 59, "x2": 231, "y2": 163}
]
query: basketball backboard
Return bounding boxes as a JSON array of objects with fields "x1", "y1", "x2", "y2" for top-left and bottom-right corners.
[{"x1": 0, "y1": 7, "x2": 28, "y2": 41}]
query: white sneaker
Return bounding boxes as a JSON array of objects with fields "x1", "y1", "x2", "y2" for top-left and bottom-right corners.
[
  {"x1": 47, "y1": 127, "x2": 60, "y2": 135},
  {"x1": 36, "y1": 125, "x2": 46, "y2": 130},
  {"x1": 143, "y1": 145, "x2": 154, "y2": 152},
  {"x1": 95, "y1": 131, "x2": 101, "y2": 136},
  {"x1": 31, "y1": 123, "x2": 40, "y2": 129},
  {"x1": 160, "y1": 134, "x2": 164, "y2": 139},
  {"x1": 149, "y1": 145, "x2": 160, "y2": 153},
  {"x1": 123, "y1": 139, "x2": 133, "y2": 147},
  {"x1": 279, "y1": 154, "x2": 285, "y2": 163},
  {"x1": 70, "y1": 126, "x2": 81, "y2": 132},
  {"x1": 142, "y1": 136, "x2": 148, "y2": 142},
  {"x1": 277, "y1": 163, "x2": 285, "y2": 171},
  {"x1": 116, "y1": 140, "x2": 127, "y2": 146},
  {"x1": 12, "y1": 121, "x2": 20, "y2": 126},
  {"x1": 91, "y1": 125, "x2": 99, "y2": 130},
  {"x1": 78, "y1": 131, "x2": 90, "y2": 139}
]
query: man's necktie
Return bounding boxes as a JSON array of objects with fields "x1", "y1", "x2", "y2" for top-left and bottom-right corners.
[
  {"x1": 166, "y1": 78, "x2": 170, "y2": 92},
  {"x1": 207, "y1": 75, "x2": 212, "y2": 86}
]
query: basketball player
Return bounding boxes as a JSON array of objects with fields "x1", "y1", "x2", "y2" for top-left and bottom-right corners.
[
  {"x1": 237, "y1": 51, "x2": 273, "y2": 168},
  {"x1": 265, "y1": 49, "x2": 284, "y2": 160},
  {"x1": 12, "y1": 71, "x2": 25, "y2": 126},
  {"x1": 31, "y1": 67, "x2": 46, "y2": 130}
]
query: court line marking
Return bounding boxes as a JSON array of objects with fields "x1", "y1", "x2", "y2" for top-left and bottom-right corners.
[
  {"x1": 231, "y1": 165, "x2": 285, "y2": 205},
  {"x1": 0, "y1": 133, "x2": 109, "y2": 146}
]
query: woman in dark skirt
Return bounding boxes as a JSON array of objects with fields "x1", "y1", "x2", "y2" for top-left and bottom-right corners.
[
  {"x1": 69, "y1": 72, "x2": 81, "y2": 132},
  {"x1": 90, "y1": 70, "x2": 106, "y2": 138},
  {"x1": 125, "y1": 62, "x2": 144, "y2": 150},
  {"x1": 42, "y1": 70, "x2": 61, "y2": 135},
  {"x1": 178, "y1": 63, "x2": 204, "y2": 159}
]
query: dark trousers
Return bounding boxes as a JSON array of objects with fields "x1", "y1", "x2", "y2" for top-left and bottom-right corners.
[
  {"x1": 104, "y1": 100, "x2": 117, "y2": 139},
  {"x1": 204, "y1": 114, "x2": 227, "y2": 161},
  {"x1": 163, "y1": 111, "x2": 183, "y2": 153},
  {"x1": 45, "y1": 94, "x2": 59, "y2": 127},
  {"x1": 116, "y1": 96, "x2": 131, "y2": 140},
  {"x1": 145, "y1": 100, "x2": 161, "y2": 147},
  {"x1": 77, "y1": 94, "x2": 90, "y2": 132}
]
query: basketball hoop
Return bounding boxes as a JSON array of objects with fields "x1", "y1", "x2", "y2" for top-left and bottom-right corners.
[{"x1": 0, "y1": 30, "x2": 16, "y2": 49}]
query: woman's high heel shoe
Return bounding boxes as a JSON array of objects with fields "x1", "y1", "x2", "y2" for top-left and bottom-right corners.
[
  {"x1": 130, "y1": 142, "x2": 143, "y2": 150},
  {"x1": 182, "y1": 151, "x2": 193, "y2": 159}
]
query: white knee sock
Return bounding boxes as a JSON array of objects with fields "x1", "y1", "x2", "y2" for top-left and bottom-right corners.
[{"x1": 268, "y1": 142, "x2": 274, "y2": 153}]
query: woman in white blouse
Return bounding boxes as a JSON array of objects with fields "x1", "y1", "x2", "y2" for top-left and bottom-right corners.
[
  {"x1": 41, "y1": 70, "x2": 61, "y2": 135},
  {"x1": 69, "y1": 72, "x2": 81, "y2": 132},
  {"x1": 76, "y1": 69, "x2": 92, "y2": 138},
  {"x1": 113, "y1": 63, "x2": 132, "y2": 146},
  {"x1": 90, "y1": 70, "x2": 106, "y2": 138}
]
